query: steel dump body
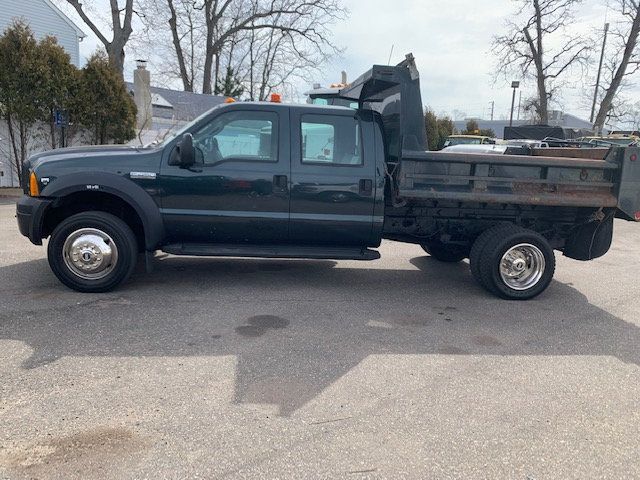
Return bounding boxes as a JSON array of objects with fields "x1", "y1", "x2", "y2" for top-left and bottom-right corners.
[
  {"x1": 399, "y1": 149, "x2": 618, "y2": 208},
  {"x1": 398, "y1": 147, "x2": 640, "y2": 220}
]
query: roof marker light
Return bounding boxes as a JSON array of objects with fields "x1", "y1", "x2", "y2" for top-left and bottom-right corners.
[
  {"x1": 270, "y1": 93, "x2": 282, "y2": 103},
  {"x1": 225, "y1": 97, "x2": 236, "y2": 103}
]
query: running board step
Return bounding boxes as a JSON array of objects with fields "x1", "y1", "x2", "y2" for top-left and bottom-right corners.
[{"x1": 161, "y1": 243, "x2": 381, "y2": 261}]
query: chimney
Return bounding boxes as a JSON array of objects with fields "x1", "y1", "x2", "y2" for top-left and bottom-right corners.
[{"x1": 134, "y1": 60, "x2": 152, "y2": 130}]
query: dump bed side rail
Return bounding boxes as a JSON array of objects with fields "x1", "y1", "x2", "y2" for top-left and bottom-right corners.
[{"x1": 398, "y1": 148, "x2": 640, "y2": 211}]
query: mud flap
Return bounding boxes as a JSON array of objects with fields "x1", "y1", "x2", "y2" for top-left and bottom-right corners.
[{"x1": 563, "y1": 214, "x2": 614, "y2": 261}]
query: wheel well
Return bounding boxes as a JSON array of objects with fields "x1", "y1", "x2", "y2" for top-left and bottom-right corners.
[{"x1": 42, "y1": 191, "x2": 145, "y2": 252}]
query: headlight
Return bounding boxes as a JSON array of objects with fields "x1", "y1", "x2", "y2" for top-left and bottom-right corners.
[{"x1": 29, "y1": 171, "x2": 40, "y2": 197}]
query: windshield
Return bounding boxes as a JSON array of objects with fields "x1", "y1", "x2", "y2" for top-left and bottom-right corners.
[
  {"x1": 144, "y1": 105, "x2": 222, "y2": 148},
  {"x1": 445, "y1": 137, "x2": 482, "y2": 147},
  {"x1": 605, "y1": 138, "x2": 636, "y2": 146}
]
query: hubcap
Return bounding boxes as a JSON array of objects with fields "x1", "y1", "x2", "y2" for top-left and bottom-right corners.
[
  {"x1": 499, "y1": 243, "x2": 545, "y2": 291},
  {"x1": 62, "y1": 228, "x2": 118, "y2": 280}
]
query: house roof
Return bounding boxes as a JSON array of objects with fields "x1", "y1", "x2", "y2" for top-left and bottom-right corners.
[
  {"x1": 126, "y1": 82, "x2": 227, "y2": 122},
  {"x1": 42, "y1": 0, "x2": 86, "y2": 39}
]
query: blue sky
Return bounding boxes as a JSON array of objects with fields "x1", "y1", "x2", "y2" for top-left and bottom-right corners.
[{"x1": 57, "y1": 0, "x2": 638, "y2": 123}]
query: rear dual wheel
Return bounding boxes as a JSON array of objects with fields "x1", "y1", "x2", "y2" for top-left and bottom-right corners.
[{"x1": 469, "y1": 225, "x2": 555, "y2": 300}]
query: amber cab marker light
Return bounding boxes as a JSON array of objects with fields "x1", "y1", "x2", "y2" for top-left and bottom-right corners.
[
  {"x1": 270, "y1": 93, "x2": 282, "y2": 103},
  {"x1": 29, "y1": 171, "x2": 40, "y2": 197},
  {"x1": 225, "y1": 97, "x2": 236, "y2": 103}
]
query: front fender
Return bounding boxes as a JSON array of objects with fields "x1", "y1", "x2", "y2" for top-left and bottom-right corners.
[{"x1": 41, "y1": 172, "x2": 165, "y2": 250}]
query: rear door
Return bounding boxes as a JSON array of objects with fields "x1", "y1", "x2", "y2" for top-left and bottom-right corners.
[{"x1": 289, "y1": 108, "x2": 377, "y2": 246}]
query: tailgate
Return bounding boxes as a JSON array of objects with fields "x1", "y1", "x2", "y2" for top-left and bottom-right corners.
[{"x1": 615, "y1": 147, "x2": 640, "y2": 221}]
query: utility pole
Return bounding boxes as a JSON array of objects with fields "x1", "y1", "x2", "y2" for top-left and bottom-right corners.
[
  {"x1": 590, "y1": 22, "x2": 610, "y2": 126},
  {"x1": 489, "y1": 101, "x2": 495, "y2": 121},
  {"x1": 509, "y1": 81, "x2": 520, "y2": 127}
]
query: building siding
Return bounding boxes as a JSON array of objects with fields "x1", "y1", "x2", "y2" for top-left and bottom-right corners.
[{"x1": 0, "y1": 0, "x2": 83, "y2": 66}]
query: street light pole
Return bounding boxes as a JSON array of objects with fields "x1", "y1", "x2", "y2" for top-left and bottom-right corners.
[{"x1": 509, "y1": 81, "x2": 520, "y2": 127}]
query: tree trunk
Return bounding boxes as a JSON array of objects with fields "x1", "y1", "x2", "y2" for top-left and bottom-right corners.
[
  {"x1": 202, "y1": 0, "x2": 215, "y2": 94},
  {"x1": 594, "y1": 5, "x2": 640, "y2": 132},
  {"x1": 6, "y1": 113, "x2": 22, "y2": 185},
  {"x1": 523, "y1": 10, "x2": 549, "y2": 124},
  {"x1": 106, "y1": 41, "x2": 126, "y2": 77},
  {"x1": 167, "y1": 0, "x2": 193, "y2": 92}
]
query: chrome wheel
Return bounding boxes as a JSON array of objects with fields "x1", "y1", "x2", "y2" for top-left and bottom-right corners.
[
  {"x1": 62, "y1": 228, "x2": 119, "y2": 280},
  {"x1": 499, "y1": 243, "x2": 545, "y2": 291}
]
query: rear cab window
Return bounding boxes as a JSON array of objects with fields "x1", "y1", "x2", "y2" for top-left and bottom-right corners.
[{"x1": 300, "y1": 114, "x2": 362, "y2": 166}]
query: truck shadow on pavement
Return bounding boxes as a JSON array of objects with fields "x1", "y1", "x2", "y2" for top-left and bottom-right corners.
[{"x1": 1, "y1": 255, "x2": 638, "y2": 416}]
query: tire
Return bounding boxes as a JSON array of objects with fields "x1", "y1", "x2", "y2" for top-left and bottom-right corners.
[
  {"x1": 469, "y1": 224, "x2": 523, "y2": 287},
  {"x1": 476, "y1": 226, "x2": 556, "y2": 300},
  {"x1": 47, "y1": 211, "x2": 138, "y2": 293},
  {"x1": 421, "y1": 242, "x2": 468, "y2": 263}
]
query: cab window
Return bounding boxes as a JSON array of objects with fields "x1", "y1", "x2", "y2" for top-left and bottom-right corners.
[
  {"x1": 301, "y1": 114, "x2": 362, "y2": 166},
  {"x1": 193, "y1": 111, "x2": 278, "y2": 164}
]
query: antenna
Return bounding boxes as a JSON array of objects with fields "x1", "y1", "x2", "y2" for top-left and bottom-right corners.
[{"x1": 387, "y1": 45, "x2": 395, "y2": 65}]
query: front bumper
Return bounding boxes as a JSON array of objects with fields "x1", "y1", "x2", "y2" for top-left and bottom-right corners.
[{"x1": 16, "y1": 195, "x2": 53, "y2": 245}]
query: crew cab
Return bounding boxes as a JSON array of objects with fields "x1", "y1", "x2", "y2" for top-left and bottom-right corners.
[{"x1": 16, "y1": 55, "x2": 640, "y2": 300}]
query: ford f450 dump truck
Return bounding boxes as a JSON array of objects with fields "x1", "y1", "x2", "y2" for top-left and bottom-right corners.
[{"x1": 16, "y1": 54, "x2": 640, "y2": 299}]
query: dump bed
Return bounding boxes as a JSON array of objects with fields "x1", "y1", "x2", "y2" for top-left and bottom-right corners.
[{"x1": 398, "y1": 147, "x2": 640, "y2": 221}]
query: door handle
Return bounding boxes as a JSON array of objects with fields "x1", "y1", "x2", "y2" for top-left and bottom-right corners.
[
  {"x1": 273, "y1": 175, "x2": 288, "y2": 190},
  {"x1": 359, "y1": 179, "x2": 373, "y2": 196}
]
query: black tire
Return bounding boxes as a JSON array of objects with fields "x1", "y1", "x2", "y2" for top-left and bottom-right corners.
[
  {"x1": 47, "y1": 211, "x2": 138, "y2": 293},
  {"x1": 476, "y1": 226, "x2": 556, "y2": 300},
  {"x1": 469, "y1": 224, "x2": 523, "y2": 287},
  {"x1": 421, "y1": 242, "x2": 468, "y2": 263}
]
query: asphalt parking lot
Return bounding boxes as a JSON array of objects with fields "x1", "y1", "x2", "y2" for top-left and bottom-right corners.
[{"x1": 1, "y1": 201, "x2": 639, "y2": 479}]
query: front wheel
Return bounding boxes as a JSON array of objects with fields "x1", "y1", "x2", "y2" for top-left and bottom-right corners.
[
  {"x1": 47, "y1": 211, "x2": 138, "y2": 293},
  {"x1": 473, "y1": 226, "x2": 556, "y2": 300}
]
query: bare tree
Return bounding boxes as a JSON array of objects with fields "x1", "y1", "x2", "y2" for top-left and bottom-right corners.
[
  {"x1": 493, "y1": 0, "x2": 590, "y2": 124},
  {"x1": 61, "y1": 0, "x2": 136, "y2": 76},
  {"x1": 136, "y1": 0, "x2": 207, "y2": 92},
  {"x1": 592, "y1": 1, "x2": 640, "y2": 133},
  {"x1": 138, "y1": 0, "x2": 345, "y2": 95}
]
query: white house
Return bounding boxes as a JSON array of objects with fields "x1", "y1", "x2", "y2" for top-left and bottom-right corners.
[
  {"x1": 0, "y1": 0, "x2": 86, "y2": 187},
  {"x1": 0, "y1": 0, "x2": 86, "y2": 66}
]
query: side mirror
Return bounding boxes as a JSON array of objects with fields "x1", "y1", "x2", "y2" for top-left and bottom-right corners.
[{"x1": 178, "y1": 133, "x2": 195, "y2": 168}]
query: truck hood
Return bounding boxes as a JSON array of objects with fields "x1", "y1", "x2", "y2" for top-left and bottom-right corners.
[
  {"x1": 29, "y1": 144, "x2": 153, "y2": 169},
  {"x1": 23, "y1": 144, "x2": 165, "y2": 193}
]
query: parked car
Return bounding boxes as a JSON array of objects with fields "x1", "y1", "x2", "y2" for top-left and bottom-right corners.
[
  {"x1": 577, "y1": 136, "x2": 639, "y2": 147},
  {"x1": 443, "y1": 135, "x2": 496, "y2": 148}
]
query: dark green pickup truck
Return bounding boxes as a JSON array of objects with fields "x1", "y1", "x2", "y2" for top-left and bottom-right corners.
[{"x1": 16, "y1": 55, "x2": 640, "y2": 299}]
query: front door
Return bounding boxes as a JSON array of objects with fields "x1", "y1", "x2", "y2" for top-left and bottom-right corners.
[
  {"x1": 160, "y1": 108, "x2": 290, "y2": 244},
  {"x1": 289, "y1": 110, "x2": 377, "y2": 246}
]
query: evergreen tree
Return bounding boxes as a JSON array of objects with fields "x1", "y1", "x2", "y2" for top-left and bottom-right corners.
[
  {"x1": 75, "y1": 51, "x2": 137, "y2": 144},
  {"x1": 214, "y1": 66, "x2": 245, "y2": 98}
]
